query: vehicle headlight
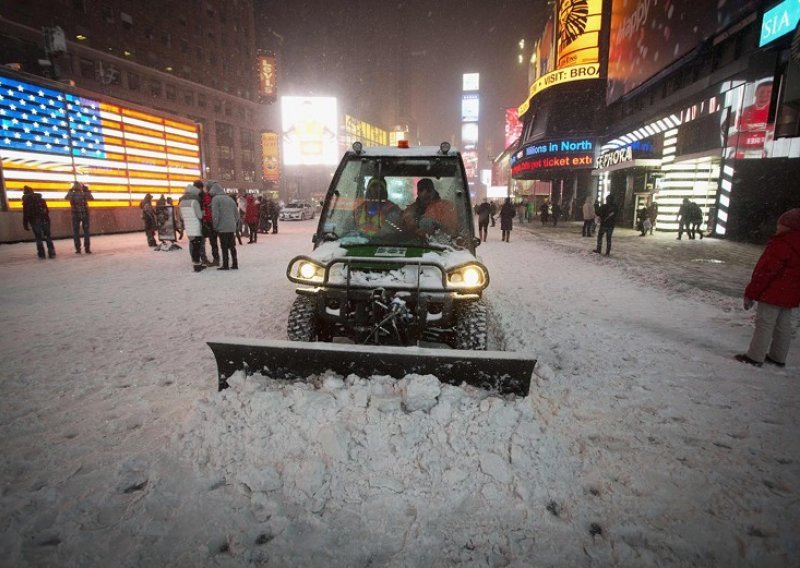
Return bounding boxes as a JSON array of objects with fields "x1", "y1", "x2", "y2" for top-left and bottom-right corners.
[
  {"x1": 288, "y1": 258, "x2": 326, "y2": 284},
  {"x1": 447, "y1": 264, "x2": 487, "y2": 289}
]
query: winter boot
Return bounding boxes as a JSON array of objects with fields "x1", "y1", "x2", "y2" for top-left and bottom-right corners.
[{"x1": 193, "y1": 264, "x2": 207, "y2": 273}]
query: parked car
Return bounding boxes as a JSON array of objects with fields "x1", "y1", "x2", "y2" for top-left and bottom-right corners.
[{"x1": 279, "y1": 201, "x2": 315, "y2": 221}]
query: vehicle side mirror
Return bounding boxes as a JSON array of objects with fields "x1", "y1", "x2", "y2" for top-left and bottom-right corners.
[{"x1": 312, "y1": 234, "x2": 318, "y2": 244}]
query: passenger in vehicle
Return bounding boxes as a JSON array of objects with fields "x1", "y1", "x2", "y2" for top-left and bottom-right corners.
[
  {"x1": 403, "y1": 178, "x2": 458, "y2": 238},
  {"x1": 354, "y1": 178, "x2": 402, "y2": 235}
]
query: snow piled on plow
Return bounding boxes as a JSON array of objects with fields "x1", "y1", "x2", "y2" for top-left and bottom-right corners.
[{"x1": 176, "y1": 370, "x2": 554, "y2": 565}]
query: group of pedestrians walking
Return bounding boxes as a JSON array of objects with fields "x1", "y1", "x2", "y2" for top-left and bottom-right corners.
[{"x1": 474, "y1": 198, "x2": 515, "y2": 242}]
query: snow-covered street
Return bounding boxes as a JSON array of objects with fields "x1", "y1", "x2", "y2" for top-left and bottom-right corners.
[{"x1": 0, "y1": 221, "x2": 797, "y2": 566}]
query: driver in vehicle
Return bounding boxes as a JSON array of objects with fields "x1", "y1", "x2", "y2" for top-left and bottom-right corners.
[
  {"x1": 403, "y1": 178, "x2": 458, "y2": 237},
  {"x1": 354, "y1": 177, "x2": 402, "y2": 236}
]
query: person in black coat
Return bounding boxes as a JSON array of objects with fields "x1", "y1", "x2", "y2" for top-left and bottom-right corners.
[
  {"x1": 593, "y1": 194, "x2": 619, "y2": 256},
  {"x1": 22, "y1": 185, "x2": 56, "y2": 259},
  {"x1": 140, "y1": 194, "x2": 158, "y2": 247},
  {"x1": 499, "y1": 197, "x2": 516, "y2": 242}
]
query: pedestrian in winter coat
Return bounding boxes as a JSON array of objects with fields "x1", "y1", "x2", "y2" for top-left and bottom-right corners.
[
  {"x1": 64, "y1": 181, "x2": 93, "y2": 254},
  {"x1": 489, "y1": 201, "x2": 497, "y2": 227},
  {"x1": 209, "y1": 182, "x2": 239, "y2": 270},
  {"x1": 688, "y1": 202, "x2": 704, "y2": 239},
  {"x1": 636, "y1": 206, "x2": 650, "y2": 236},
  {"x1": 551, "y1": 202, "x2": 562, "y2": 227},
  {"x1": 476, "y1": 199, "x2": 491, "y2": 242},
  {"x1": 736, "y1": 208, "x2": 800, "y2": 367},
  {"x1": 22, "y1": 185, "x2": 56, "y2": 259},
  {"x1": 198, "y1": 181, "x2": 220, "y2": 265},
  {"x1": 267, "y1": 198, "x2": 280, "y2": 233},
  {"x1": 499, "y1": 197, "x2": 515, "y2": 242},
  {"x1": 539, "y1": 202, "x2": 549, "y2": 225},
  {"x1": 179, "y1": 183, "x2": 207, "y2": 272},
  {"x1": 594, "y1": 193, "x2": 618, "y2": 256},
  {"x1": 237, "y1": 194, "x2": 249, "y2": 238},
  {"x1": 677, "y1": 198, "x2": 692, "y2": 240},
  {"x1": 647, "y1": 201, "x2": 658, "y2": 234},
  {"x1": 244, "y1": 194, "x2": 261, "y2": 243},
  {"x1": 581, "y1": 197, "x2": 595, "y2": 237},
  {"x1": 140, "y1": 194, "x2": 158, "y2": 247}
]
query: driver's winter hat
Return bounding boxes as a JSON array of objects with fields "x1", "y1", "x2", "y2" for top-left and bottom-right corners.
[
  {"x1": 417, "y1": 178, "x2": 435, "y2": 193},
  {"x1": 777, "y1": 208, "x2": 800, "y2": 231}
]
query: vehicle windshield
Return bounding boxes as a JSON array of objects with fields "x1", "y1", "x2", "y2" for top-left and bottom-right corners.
[
  {"x1": 319, "y1": 155, "x2": 472, "y2": 249},
  {"x1": 286, "y1": 203, "x2": 304, "y2": 209}
]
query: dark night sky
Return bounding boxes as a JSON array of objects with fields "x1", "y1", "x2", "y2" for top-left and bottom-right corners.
[{"x1": 257, "y1": 0, "x2": 548, "y2": 164}]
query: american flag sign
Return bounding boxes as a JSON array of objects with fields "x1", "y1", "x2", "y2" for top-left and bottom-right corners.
[{"x1": 0, "y1": 73, "x2": 202, "y2": 209}]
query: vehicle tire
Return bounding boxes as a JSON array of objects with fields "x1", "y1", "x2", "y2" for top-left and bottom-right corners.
[
  {"x1": 453, "y1": 299, "x2": 488, "y2": 350},
  {"x1": 287, "y1": 296, "x2": 319, "y2": 341}
]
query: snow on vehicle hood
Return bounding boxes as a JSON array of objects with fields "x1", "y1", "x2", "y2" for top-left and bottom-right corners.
[{"x1": 307, "y1": 241, "x2": 477, "y2": 269}]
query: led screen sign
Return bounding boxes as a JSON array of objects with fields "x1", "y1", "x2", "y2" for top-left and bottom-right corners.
[
  {"x1": 462, "y1": 73, "x2": 480, "y2": 91},
  {"x1": 607, "y1": 0, "x2": 757, "y2": 104},
  {"x1": 518, "y1": 63, "x2": 600, "y2": 116},
  {"x1": 557, "y1": 0, "x2": 603, "y2": 68},
  {"x1": 511, "y1": 137, "x2": 595, "y2": 175},
  {"x1": 462, "y1": 122, "x2": 479, "y2": 145},
  {"x1": 345, "y1": 115, "x2": 388, "y2": 147},
  {"x1": 760, "y1": 0, "x2": 800, "y2": 47},
  {"x1": 504, "y1": 108, "x2": 523, "y2": 148},
  {"x1": 0, "y1": 73, "x2": 201, "y2": 209},
  {"x1": 518, "y1": 0, "x2": 604, "y2": 116},
  {"x1": 461, "y1": 94, "x2": 479, "y2": 121},
  {"x1": 280, "y1": 96, "x2": 338, "y2": 166}
]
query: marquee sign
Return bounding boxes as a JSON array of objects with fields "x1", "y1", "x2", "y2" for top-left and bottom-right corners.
[
  {"x1": 518, "y1": 63, "x2": 600, "y2": 116},
  {"x1": 511, "y1": 137, "x2": 595, "y2": 175}
]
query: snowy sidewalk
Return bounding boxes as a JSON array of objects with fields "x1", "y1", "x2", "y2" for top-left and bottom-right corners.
[{"x1": 507, "y1": 219, "x2": 765, "y2": 299}]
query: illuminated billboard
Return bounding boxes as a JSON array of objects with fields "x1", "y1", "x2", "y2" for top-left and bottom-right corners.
[
  {"x1": 607, "y1": 0, "x2": 757, "y2": 104},
  {"x1": 461, "y1": 94, "x2": 479, "y2": 121},
  {"x1": 504, "y1": 108, "x2": 523, "y2": 148},
  {"x1": 557, "y1": 0, "x2": 602, "y2": 69},
  {"x1": 724, "y1": 77, "x2": 775, "y2": 159},
  {"x1": 518, "y1": 0, "x2": 603, "y2": 116},
  {"x1": 261, "y1": 131, "x2": 279, "y2": 182},
  {"x1": 257, "y1": 53, "x2": 277, "y2": 101},
  {"x1": 280, "y1": 96, "x2": 338, "y2": 166},
  {"x1": 344, "y1": 114, "x2": 388, "y2": 147},
  {"x1": 0, "y1": 74, "x2": 201, "y2": 209},
  {"x1": 463, "y1": 73, "x2": 479, "y2": 91},
  {"x1": 462, "y1": 122, "x2": 479, "y2": 145}
]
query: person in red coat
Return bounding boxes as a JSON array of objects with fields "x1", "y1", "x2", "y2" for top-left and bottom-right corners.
[
  {"x1": 736, "y1": 208, "x2": 800, "y2": 367},
  {"x1": 244, "y1": 194, "x2": 261, "y2": 243}
]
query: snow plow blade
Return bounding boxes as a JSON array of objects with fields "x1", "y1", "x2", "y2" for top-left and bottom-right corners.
[{"x1": 208, "y1": 338, "x2": 535, "y2": 396}]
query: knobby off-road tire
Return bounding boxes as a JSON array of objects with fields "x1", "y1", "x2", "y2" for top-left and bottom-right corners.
[
  {"x1": 454, "y1": 299, "x2": 488, "y2": 350},
  {"x1": 287, "y1": 296, "x2": 319, "y2": 341}
]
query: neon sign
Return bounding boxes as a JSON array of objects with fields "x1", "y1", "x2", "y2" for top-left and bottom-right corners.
[{"x1": 0, "y1": 73, "x2": 201, "y2": 209}]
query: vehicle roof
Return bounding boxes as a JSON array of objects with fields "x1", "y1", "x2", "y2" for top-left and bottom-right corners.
[{"x1": 353, "y1": 145, "x2": 459, "y2": 158}]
